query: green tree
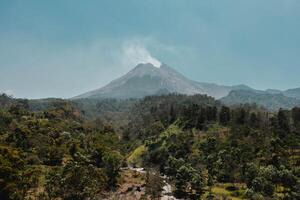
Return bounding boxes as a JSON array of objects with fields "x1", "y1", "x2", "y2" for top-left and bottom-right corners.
[
  {"x1": 145, "y1": 170, "x2": 164, "y2": 200},
  {"x1": 175, "y1": 165, "x2": 193, "y2": 192},
  {"x1": 292, "y1": 107, "x2": 300, "y2": 130},
  {"x1": 243, "y1": 163, "x2": 259, "y2": 188},
  {"x1": 191, "y1": 172, "x2": 205, "y2": 195},
  {"x1": 236, "y1": 108, "x2": 247, "y2": 125},
  {"x1": 45, "y1": 160, "x2": 107, "y2": 200},
  {"x1": 0, "y1": 146, "x2": 38, "y2": 200},
  {"x1": 102, "y1": 150, "x2": 123, "y2": 187},
  {"x1": 277, "y1": 109, "x2": 290, "y2": 135},
  {"x1": 219, "y1": 106, "x2": 231, "y2": 125}
]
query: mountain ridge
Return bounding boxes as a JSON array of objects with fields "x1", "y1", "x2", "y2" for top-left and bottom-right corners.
[
  {"x1": 73, "y1": 62, "x2": 300, "y2": 110},
  {"x1": 221, "y1": 89, "x2": 300, "y2": 110},
  {"x1": 73, "y1": 63, "x2": 254, "y2": 100}
]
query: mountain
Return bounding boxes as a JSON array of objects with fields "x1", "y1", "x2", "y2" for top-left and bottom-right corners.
[
  {"x1": 266, "y1": 89, "x2": 282, "y2": 94},
  {"x1": 265, "y1": 88, "x2": 300, "y2": 100},
  {"x1": 73, "y1": 62, "x2": 300, "y2": 110},
  {"x1": 283, "y1": 87, "x2": 300, "y2": 100},
  {"x1": 74, "y1": 63, "x2": 250, "y2": 99},
  {"x1": 221, "y1": 89, "x2": 300, "y2": 110}
]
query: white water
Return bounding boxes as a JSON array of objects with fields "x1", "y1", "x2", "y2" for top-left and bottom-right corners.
[{"x1": 161, "y1": 180, "x2": 178, "y2": 200}]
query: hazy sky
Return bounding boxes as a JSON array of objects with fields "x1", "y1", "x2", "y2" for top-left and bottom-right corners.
[{"x1": 1, "y1": 0, "x2": 300, "y2": 99}]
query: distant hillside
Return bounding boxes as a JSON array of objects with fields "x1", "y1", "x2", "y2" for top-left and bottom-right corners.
[
  {"x1": 265, "y1": 87, "x2": 300, "y2": 100},
  {"x1": 283, "y1": 87, "x2": 300, "y2": 100},
  {"x1": 0, "y1": 93, "x2": 17, "y2": 108},
  {"x1": 220, "y1": 90, "x2": 300, "y2": 110}
]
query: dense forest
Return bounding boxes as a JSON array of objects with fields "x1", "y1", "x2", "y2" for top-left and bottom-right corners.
[{"x1": 0, "y1": 93, "x2": 299, "y2": 200}]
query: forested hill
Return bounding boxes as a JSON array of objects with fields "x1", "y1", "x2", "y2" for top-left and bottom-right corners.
[
  {"x1": 221, "y1": 90, "x2": 300, "y2": 111},
  {"x1": 0, "y1": 93, "x2": 299, "y2": 199},
  {"x1": 0, "y1": 93, "x2": 124, "y2": 199},
  {"x1": 124, "y1": 94, "x2": 300, "y2": 199}
]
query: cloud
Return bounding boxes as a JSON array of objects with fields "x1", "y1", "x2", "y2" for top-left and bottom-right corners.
[{"x1": 121, "y1": 40, "x2": 161, "y2": 68}]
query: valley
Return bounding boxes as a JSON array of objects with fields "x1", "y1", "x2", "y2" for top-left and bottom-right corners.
[
  {"x1": 0, "y1": 92, "x2": 299, "y2": 199},
  {"x1": 2, "y1": 1, "x2": 300, "y2": 199}
]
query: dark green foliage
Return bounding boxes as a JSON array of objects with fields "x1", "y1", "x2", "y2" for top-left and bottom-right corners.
[
  {"x1": 45, "y1": 160, "x2": 107, "y2": 200},
  {"x1": 292, "y1": 107, "x2": 300, "y2": 131},
  {"x1": 278, "y1": 109, "x2": 290, "y2": 133},
  {"x1": 102, "y1": 150, "x2": 123, "y2": 187},
  {"x1": 0, "y1": 94, "x2": 299, "y2": 199},
  {"x1": 126, "y1": 94, "x2": 220, "y2": 140},
  {"x1": 0, "y1": 95, "x2": 124, "y2": 199},
  {"x1": 236, "y1": 108, "x2": 247, "y2": 125},
  {"x1": 135, "y1": 95, "x2": 299, "y2": 198},
  {"x1": 175, "y1": 165, "x2": 194, "y2": 191},
  {"x1": 219, "y1": 106, "x2": 231, "y2": 125},
  {"x1": 0, "y1": 146, "x2": 39, "y2": 200},
  {"x1": 43, "y1": 146, "x2": 63, "y2": 166}
]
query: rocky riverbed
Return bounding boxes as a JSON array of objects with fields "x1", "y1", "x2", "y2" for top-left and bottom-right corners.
[{"x1": 128, "y1": 167, "x2": 179, "y2": 200}]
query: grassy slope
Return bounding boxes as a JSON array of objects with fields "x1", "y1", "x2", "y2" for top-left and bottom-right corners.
[{"x1": 127, "y1": 145, "x2": 147, "y2": 167}]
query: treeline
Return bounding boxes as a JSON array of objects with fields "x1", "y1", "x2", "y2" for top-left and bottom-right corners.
[{"x1": 123, "y1": 94, "x2": 220, "y2": 140}]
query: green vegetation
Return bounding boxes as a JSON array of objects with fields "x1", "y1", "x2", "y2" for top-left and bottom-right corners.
[
  {"x1": 127, "y1": 145, "x2": 146, "y2": 167},
  {"x1": 0, "y1": 94, "x2": 124, "y2": 199},
  {"x1": 0, "y1": 93, "x2": 299, "y2": 199},
  {"x1": 124, "y1": 94, "x2": 300, "y2": 199}
]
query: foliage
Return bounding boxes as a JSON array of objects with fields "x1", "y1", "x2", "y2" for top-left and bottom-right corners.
[
  {"x1": 45, "y1": 160, "x2": 107, "y2": 200},
  {"x1": 0, "y1": 94, "x2": 299, "y2": 199}
]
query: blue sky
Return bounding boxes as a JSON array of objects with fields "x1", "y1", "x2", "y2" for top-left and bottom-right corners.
[{"x1": 0, "y1": 0, "x2": 300, "y2": 99}]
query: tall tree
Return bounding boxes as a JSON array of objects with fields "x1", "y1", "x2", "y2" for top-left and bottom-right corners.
[{"x1": 219, "y1": 106, "x2": 231, "y2": 125}]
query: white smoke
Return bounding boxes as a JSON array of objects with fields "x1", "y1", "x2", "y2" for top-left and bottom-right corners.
[{"x1": 121, "y1": 41, "x2": 161, "y2": 68}]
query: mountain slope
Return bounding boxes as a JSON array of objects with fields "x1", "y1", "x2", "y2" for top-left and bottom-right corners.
[
  {"x1": 221, "y1": 90, "x2": 300, "y2": 110},
  {"x1": 73, "y1": 63, "x2": 251, "y2": 99},
  {"x1": 283, "y1": 87, "x2": 300, "y2": 100}
]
